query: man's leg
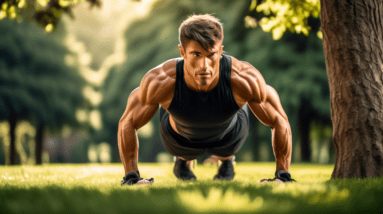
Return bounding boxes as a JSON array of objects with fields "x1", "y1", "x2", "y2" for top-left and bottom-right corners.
[
  {"x1": 173, "y1": 157, "x2": 197, "y2": 180},
  {"x1": 159, "y1": 107, "x2": 203, "y2": 180},
  {"x1": 213, "y1": 155, "x2": 235, "y2": 180},
  {"x1": 210, "y1": 104, "x2": 249, "y2": 181}
]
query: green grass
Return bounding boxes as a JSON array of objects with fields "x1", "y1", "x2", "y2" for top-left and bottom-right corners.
[{"x1": 1, "y1": 163, "x2": 383, "y2": 213}]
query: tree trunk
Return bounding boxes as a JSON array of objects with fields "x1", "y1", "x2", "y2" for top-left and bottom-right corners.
[
  {"x1": 321, "y1": 0, "x2": 383, "y2": 178},
  {"x1": 35, "y1": 124, "x2": 44, "y2": 165},
  {"x1": 299, "y1": 99, "x2": 312, "y2": 162},
  {"x1": 9, "y1": 114, "x2": 17, "y2": 165}
]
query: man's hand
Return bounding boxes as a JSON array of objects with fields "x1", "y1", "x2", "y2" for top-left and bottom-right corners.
[
  {"x1": 260, "y1": 170, "x2": 296, "y2": 184},
  {"x1": 121, "y1": 171, "x2": 154, "y2": 186}
]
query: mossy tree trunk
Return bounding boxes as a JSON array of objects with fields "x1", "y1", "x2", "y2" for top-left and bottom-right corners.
[{"x1": 321, "y1": 0, "x2": 383, "y2": 178}]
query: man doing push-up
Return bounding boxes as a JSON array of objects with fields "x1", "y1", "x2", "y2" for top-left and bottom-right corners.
[{"x1": 118, "y1": 14, "x2": 295, "y2": 185}]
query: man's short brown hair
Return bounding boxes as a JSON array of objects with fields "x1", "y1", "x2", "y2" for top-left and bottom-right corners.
[{"x1": 179, "y1": 14, "x2": 223, "y2": 51}]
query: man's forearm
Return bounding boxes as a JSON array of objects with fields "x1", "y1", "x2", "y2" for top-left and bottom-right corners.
[
  {"x1": 118, "y1": 122, "x2": 140, "y2": 175},
  {"x1": 271, "y1": 120, "x2": 292, "y2": 172}
]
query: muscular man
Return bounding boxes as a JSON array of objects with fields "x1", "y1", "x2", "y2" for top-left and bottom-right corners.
[{"x1": 118, "y1": 14, "x2": 295, "y2": 185}]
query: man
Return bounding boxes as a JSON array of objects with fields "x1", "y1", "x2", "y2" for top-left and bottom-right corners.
[{"x1": 118, "y1": 14, "x2": 295, "y2": 185}]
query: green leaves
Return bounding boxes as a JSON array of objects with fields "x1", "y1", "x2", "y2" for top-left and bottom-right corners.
[
  {"x1": 250, "y1": 0, "x2": 321, "y2": 40},
  {"x1": 0, "y1": 19, "x2": 85, "y2": 127},
  {"x1": 0, "y1": 0, "x2": 101, "y2": 32}
]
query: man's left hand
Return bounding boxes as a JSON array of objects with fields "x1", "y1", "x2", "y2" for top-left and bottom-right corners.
[
  {"x1": 121, "y1": 171, "x2": 154, "y2": 186},
  {"x1": 260, "y1": 170, "x2": 296, "y2": 183}
]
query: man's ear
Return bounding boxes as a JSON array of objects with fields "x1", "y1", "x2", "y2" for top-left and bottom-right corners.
[
  {"x1": 220, "y1": 45, "x2": 224, "y2": 54},
  {"x1": 178, "y1": 44, "x2": 185, "y2": 59}
]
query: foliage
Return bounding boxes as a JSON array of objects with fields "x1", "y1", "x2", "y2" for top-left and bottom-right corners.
[
  {"x1": 243, "y1": 30, "x2": 330, "y2": 119},
  {"x1": 1, "y1": 163, "x2": 383, "y2": 213},
  {"x1": 0, "y1": 19, "x2": 84, "y2": 126},
  {"x1": 0, "y1": 18, "x2": 87, "y2": 164},
  {"x1": 0, "y1": 0, "x2": 101, "y2": 32},
  {"x1": 248, "y1": 0, "x2": 321, "y2": 40}
]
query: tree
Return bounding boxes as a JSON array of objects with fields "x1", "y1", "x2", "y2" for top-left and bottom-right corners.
[
  {"x1": 321, "y1": 0, "x2": 383, "y2": 178},
  {"x1": 0, "y1": 19, "x2": 85, "y2": 164},
  {"x1": 255, "y1": 0, "x2": 383, "y2": 178}
]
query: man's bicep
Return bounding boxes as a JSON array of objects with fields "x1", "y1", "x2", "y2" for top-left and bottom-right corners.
[
  {"x1": 248, "y1": 85, "x2": 287, "y2": 128},
  {"x1": 120, "y1": 88, "x2": 159, "y2": 130}
]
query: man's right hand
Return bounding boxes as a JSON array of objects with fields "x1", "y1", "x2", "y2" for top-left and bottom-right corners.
[{"x1": 121, "y1": 171, "x2": 154, "y2": 186}]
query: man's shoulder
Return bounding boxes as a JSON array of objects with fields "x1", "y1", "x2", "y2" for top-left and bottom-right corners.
[
  {"x1": 229, "y1": 56, "x2": 259, "y2": 77},
  {"x1": 146, "y1": 58, "x2": 179, "y2": 79},
  {"x1": 229, "y1": 56, "x2": 267, "y2": 103},
  {"x1": 140, "y1": 58, "x2": 180, "y2": 87},
  {"x1": 139, "y1": 58, "x2": 179, "y2": 105}
]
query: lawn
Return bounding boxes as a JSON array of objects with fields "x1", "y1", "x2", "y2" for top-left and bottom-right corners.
[{"x1": 1, "y1": 162, "x2": 382, "y2": 213}]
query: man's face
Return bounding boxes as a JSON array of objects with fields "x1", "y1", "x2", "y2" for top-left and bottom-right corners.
[{"x1": 178, "y1": 40, "x2": 224, "y2": 89}]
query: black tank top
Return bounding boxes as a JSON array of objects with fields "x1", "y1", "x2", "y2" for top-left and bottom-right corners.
[{"x1": 167, "y1": 54, "x2": 240, "y2": 142}]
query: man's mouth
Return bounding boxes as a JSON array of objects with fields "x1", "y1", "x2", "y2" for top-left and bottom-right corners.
[{"x1": 196, "y1": 71, "x2": 212, "y2": 77}]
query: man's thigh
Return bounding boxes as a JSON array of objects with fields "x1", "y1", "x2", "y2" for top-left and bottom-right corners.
[{"x1": 159, "y1": 105, "x2": 249, "y2": 160}]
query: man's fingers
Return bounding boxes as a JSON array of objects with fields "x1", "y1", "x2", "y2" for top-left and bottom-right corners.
[
  {"x1": 135, "y1": 178, "x2": 154, "y2": 185},
  {"x1": 135, "y1": 180, "x2": 150, "y2": 185},
  {"x1": 260, "y1": 178, "x2": 284, "y2": 184},
  {"x1": 121, "y1": 171, "x2": 155, "y2": 186}
]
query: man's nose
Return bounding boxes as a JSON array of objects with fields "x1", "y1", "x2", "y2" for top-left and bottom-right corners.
[{"x1": 201, "y1": 57, "x2": 208, "y2": 71}]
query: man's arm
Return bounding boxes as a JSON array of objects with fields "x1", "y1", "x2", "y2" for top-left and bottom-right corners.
[
  {"x1": 247, "y1": 85, "x2": 292, "y2": 173},
  {"x1": 118, "y1": 87, "x2": 159, "y2": 177},
  {"x1": 233, "y1": 61, "x2": 292, "y2": 175},
  {"x1": 118, "y1": 60, "x2": 176, "y2": 185}
]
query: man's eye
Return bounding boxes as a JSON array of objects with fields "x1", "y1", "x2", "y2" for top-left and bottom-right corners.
[
  {"x1": 193, "y1": 53, "x2": 200, "y2": 57},
  {"x1": 208, "y1": 52, "x2": 215, "y2": 57}
]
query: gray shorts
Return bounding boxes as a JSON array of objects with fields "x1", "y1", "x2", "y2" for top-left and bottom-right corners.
[{"x1": 159, "y1": 105, "x2": 249, "y2": 160}]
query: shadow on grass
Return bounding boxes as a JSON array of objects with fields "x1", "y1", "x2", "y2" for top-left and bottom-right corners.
[
  {"x1": 1, "y1": 178, "x2": 383, "y2": 214},
  {"x1": 1, "y1": 164, "x2": 382, "y2": 213}
]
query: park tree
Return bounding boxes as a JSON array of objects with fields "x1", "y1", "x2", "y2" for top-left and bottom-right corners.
[
  {"x1": 254, "y1": 0, "x2": 383, "y2": 178},
  {"x1": 0, "y1": 19, "x2": 85, "y2": 164},
  {"x1": 320, "y1": 0, "x2": 383, "y2": 178}
]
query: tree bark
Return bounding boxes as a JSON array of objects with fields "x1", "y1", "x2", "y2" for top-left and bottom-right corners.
[
  {"x1": 321, "y1": 0, "x2": 383, "y2": 178},
  {"x1": 35, "y1": 124, "x2": 44, "y2": 165}
]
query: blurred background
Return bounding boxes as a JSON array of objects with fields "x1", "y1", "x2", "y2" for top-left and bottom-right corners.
[{"x1": 0, "y1": 0, "x2": 332, "y2": 165}]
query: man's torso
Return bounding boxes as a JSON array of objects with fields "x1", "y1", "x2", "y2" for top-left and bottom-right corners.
[
  {"x1": 143, "y1": 55, "x2": 259, "y2": 137},
  {"x1": 167, "y1": 54, "x2": 240, "y2": 141}
]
